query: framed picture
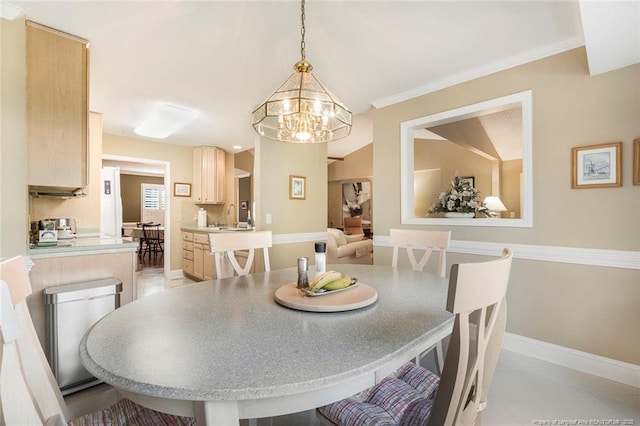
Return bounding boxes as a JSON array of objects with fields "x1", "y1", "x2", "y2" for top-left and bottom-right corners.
[
  {"x1": 572, "y1": 142, "x2": 621, "y2": 189},
  {"x1": 460, "y1": 176, "x2": 475, "y2": 188},
  {"x1": 173, "y1": 182, "x2": 191, "y2": 197},
  {"x1": 634, "y1": 138, "x2": 640, "y2": 186},
  {"x1": 289, "y1": 175, "x2": 306, "y2": 200}
]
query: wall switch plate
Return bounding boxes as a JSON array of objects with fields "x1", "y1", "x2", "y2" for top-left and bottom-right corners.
[{"x1": 266, "y1": 213, "x2": 272, "y2": 224}]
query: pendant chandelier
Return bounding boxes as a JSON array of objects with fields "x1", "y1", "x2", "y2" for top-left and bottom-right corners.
[{"x1": 252, "y1": 0, "x2": 352, "y2": 143}]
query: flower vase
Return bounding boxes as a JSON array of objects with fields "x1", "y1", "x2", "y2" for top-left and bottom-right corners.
[{"x1": 444, "y1": 212, "x2": 475, "y2": 218}]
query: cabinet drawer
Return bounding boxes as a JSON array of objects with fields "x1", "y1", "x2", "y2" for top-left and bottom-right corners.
[
  {"x1": 183, "y1": 250, "x2": 194, "y2": 261},
  {"x1": 182, "y1": 241, "x2": 193, "y2": 251},
  {"x1": 193, "y1": 233, "x2": 209, "y2": 245},
  {"x1": 182, "y1": 232, "x2": 193, "y2": 242},
  {"x1": 182, "y1": 259, "x2": 194, "y2": 275}
]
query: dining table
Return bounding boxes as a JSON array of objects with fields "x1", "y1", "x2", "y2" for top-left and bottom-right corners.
[{"x1": 80, "y1": 264, "x2": 454, "y2": 425}]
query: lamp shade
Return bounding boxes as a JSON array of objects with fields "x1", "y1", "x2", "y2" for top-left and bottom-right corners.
[{"x1": 484, "y1": 196, "x2": 507, "y2": 212}]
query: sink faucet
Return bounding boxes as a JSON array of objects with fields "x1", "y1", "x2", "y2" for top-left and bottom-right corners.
[{"x1": 226, "y1": 203, "x2": 237, "y2": 228}]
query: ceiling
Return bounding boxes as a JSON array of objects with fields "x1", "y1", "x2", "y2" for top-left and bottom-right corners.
[{"x1": 5, "y1": 1, "x2": 639, "y2": 159}]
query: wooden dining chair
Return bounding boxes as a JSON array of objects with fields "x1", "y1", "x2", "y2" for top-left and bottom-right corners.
[
  {"x1": 318, "y1": 248, "x2": 512, "y2": 426},
  {"x1": 390, "y1": 228, "x2": 452, "y2": 372},
  {"x1": 0, "y1": 256, "x2": 195, "y2": 425},
  {"x1": 208, "y1": 230, "x2": 272, "y2": 279},
  {"x1": 141, "y1": 222, "x2": 163, "y2": 262}
]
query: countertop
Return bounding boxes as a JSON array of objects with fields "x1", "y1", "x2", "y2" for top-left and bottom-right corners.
[
  {"x1": 180, "y1": 225, "x2": 255, "y2": 233},
  {"x1": 28, "y1": 236, "x2": 138, "y2": 258}
]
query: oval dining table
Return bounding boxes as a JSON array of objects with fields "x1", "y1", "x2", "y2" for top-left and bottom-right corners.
[{"x1": 80, "y1": 264, "x2": 454, "y2": 425}]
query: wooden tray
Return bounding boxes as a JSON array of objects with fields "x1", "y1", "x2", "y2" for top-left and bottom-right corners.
[{"x1": 274, "y1": 282, "x2": 377, "y2": 312}]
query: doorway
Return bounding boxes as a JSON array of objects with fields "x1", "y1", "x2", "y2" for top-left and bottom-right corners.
[{"x1": 102, "y1": 155, "x2": 171, "y2": 286}]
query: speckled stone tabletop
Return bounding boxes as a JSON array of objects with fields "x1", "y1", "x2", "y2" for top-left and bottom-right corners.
[{"x1": 80, "y1": 264, "x2": 453, "y2": 404}]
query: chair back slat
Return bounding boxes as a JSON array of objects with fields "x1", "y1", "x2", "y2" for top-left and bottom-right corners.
[
  {"x1": 0, "y1": 257, "x2": 68, "y2": 424},
  {"x1": 428, "y1": 248, "x2": 512, "y2": 426},
  {"x1": 209, "y1": 231, "x2": 272, "y2": 279},
  {"x1": 390, "y1": 229, "x2": 451, "y2": 277}
]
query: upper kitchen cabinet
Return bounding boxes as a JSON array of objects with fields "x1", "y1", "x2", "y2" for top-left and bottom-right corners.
[
  {"x1": 193, "y1": 146, "x2": 226, "y2": 204},
  {"x1": 27, "y1": 21, "x2": 89, "y2": 192}
]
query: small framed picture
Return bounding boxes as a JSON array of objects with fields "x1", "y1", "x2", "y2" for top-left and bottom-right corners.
[
  {"x1": 240, "y1": 200, "x2": 248, "y2": 210},
  {"x1": 289, "y1": 175, "x2": 306, "y2": 200},
  {"x1": 460, "y1": 176, "x2": 475, "y2": 188},
  {"x1": 634, "y1": 138, "x2": 640, "y2": 186},
  {"x1": 174, "y1": 182, "x2": 191, "y2": 197},
  {"x1": 572, "y1": 142, "x2": 621, "y2": 189}
]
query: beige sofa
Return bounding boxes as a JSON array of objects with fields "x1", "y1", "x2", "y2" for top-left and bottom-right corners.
[{"x1": 326, "y1": 228, "x2": 373, "y2": 265}]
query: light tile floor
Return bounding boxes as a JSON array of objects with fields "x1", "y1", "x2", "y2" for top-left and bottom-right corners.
[{"x1": 65, "y1": 268, "x2": 640, "y2": 425}]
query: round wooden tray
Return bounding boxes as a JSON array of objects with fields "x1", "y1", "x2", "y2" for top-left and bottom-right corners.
[{"x1": 274, "y1": 282, "x2": 378, "y2": 312}]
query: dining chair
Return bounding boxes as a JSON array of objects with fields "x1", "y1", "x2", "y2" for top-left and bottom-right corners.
[
  {"x1": 208, "y1": 230, "x2": 272, "y2": 279},
  {"x1": 141, "y1": 222, "x2": 163, "y2": 262},
  {"x1": 0, "y1": 256, "x2": 195, "y2": 425},
  {"x1": 390, "y1": 228, "x2": 452, "y2": 372},
  {"x1": 318, "y1": 248, "x2": 512, "y2": 426}
]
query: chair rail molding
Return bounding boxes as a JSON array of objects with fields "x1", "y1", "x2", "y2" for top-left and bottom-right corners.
[{"x1": 374, "y1": 236, "x2": 640, "y2": 270}]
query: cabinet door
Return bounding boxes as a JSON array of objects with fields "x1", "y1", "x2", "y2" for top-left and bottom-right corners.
[
  {"x1": 193, "y1": 149, "x2": 204, "y2": 203},
  {"x1": 214, "y1": 148, "x2": 226, "y2": 204},
  {"x1": 27, "y1": 22, "x2": 89, "y2": 189},
  {"x1": 203, "y1": 251, "x2": 215, "y2": 281},
  {"x1": 193, "y1": 243, "x2": 204, "y2": 280}
]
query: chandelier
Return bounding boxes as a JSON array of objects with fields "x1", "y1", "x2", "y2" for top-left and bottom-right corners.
[{"x1": 252, "y1": 0, "x2": 352, "y2": 143}]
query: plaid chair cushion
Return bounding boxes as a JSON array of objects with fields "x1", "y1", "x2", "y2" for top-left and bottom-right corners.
[
  {"x1": 68, "y1": 398, "x2": 195, "y2": 426},
  {"x1": 399, "y1": 397, "x2": 435, "y2": 426},
  {"x1": 394, "y1": 362, "x2": 440, "y2": 399},
  {"x1": 318, "y1": 363, "x2": 440, "y2": 426},
  {"x1": 317, "y1": 398, "x2": 396, "y2": 426}
]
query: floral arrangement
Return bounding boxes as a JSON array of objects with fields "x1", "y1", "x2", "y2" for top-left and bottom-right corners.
[{"x1": 428, "y1": 175, "x2": 490, "y2": 217}]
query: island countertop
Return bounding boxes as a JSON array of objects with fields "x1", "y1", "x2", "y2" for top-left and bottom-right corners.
[
  {"x1": 180, "y1": 225, "x2": 254, "y2": 233},
  {"x1": 28, "y1": 236, "x2": 138, "y2": 259}
]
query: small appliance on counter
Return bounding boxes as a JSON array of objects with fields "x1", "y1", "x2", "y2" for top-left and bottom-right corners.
[{"x1": 30, "y1": 218, "x2": 77, "y2": 245}]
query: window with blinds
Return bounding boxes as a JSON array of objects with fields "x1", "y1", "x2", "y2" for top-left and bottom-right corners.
[{"x1": 141, "y1": 183, "x2": 165, "y2": 224}]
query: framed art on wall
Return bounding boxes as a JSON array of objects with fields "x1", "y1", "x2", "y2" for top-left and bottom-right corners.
[
  {"x1": 174, "y1": 182, "x2": 191, "y2": 197},
  {"x1": 572, "y1": 142, "x2": 621, "y2": 189},
  {"x1": 289, "y1": 175, "x2": 306, "y2": 200}
]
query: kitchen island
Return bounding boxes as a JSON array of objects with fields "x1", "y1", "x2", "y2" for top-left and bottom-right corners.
[{"x1": 27, "y1": 236, "x2": 138, "y2": 352}]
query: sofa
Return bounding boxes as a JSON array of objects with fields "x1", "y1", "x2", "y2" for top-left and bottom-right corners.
[{"x1": 326, "y1": 228, "x2": 373, "y2": 265}]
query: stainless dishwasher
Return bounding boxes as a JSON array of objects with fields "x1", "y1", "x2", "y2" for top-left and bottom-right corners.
[{"x1": 44, "y1": 278, "x2": 122, "y2": 395}]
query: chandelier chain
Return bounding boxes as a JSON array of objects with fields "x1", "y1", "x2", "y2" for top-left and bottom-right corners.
[{"x1": 300, "y1": 0, "x2": 306, "y2": 60}]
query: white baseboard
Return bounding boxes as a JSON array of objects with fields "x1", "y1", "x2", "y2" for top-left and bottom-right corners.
[
  {"x1": 503, "y1": 332, "x2": 640, "y2": 388},
  {"x1": 169, "y1": 269, "x2": 185, "y2": 280}
]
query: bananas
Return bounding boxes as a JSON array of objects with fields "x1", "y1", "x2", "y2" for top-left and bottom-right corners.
[{"x1": 308, "y1": 271, "x2": 356, "y2": 293}]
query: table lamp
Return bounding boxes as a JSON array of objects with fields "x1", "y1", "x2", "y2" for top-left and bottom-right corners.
[{"x1": 484, "y1": 196, "x2": 507, "y2": 218}]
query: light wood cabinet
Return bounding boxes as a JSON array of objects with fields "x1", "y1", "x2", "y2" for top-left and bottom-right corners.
[
  {"x1": 26, "y1": 21, "x2": 89, "y2": 190},
  {"x1": 193, "y1": 146, "x2": 226, "y2": 204},
  {"x1": 182, "y1": 231, "x2": 214, "y2": 281}
]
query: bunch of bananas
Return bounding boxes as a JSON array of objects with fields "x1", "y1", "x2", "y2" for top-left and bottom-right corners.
[{"x1": 307, "y1": 271, "x2": 356, "y2": 293}]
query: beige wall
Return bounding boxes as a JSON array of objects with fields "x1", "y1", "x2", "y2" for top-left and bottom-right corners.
[
  {"x1": 102, "y1": 134, "x2": 194, "y2": 271},
  {"x1": 255, "y1": 137, "x2": 327, "y2": 269},
  {"x1": 30, "y1": 112, "x2": 103, "y2": 231},
  {"x1": 121, "y1": 174, "x2": 164, "y2": 223},
  {"x1": 373, "y1": 47, "x2": 640, "y2": 364},
  {"x1": 1, "y1": 17, "x2": 29, "y2": 258}
]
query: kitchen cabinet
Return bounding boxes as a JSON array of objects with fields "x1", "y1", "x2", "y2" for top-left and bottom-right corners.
[
  {"x1": 193, "y1": 146, "x2": 226, "y2": 204},
  {"x1": 182, "y1": 231, "x2": 214, "y2": 281},
  {"x1": 26, "y1": 21, "x2": 89, "y2": 191}
]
